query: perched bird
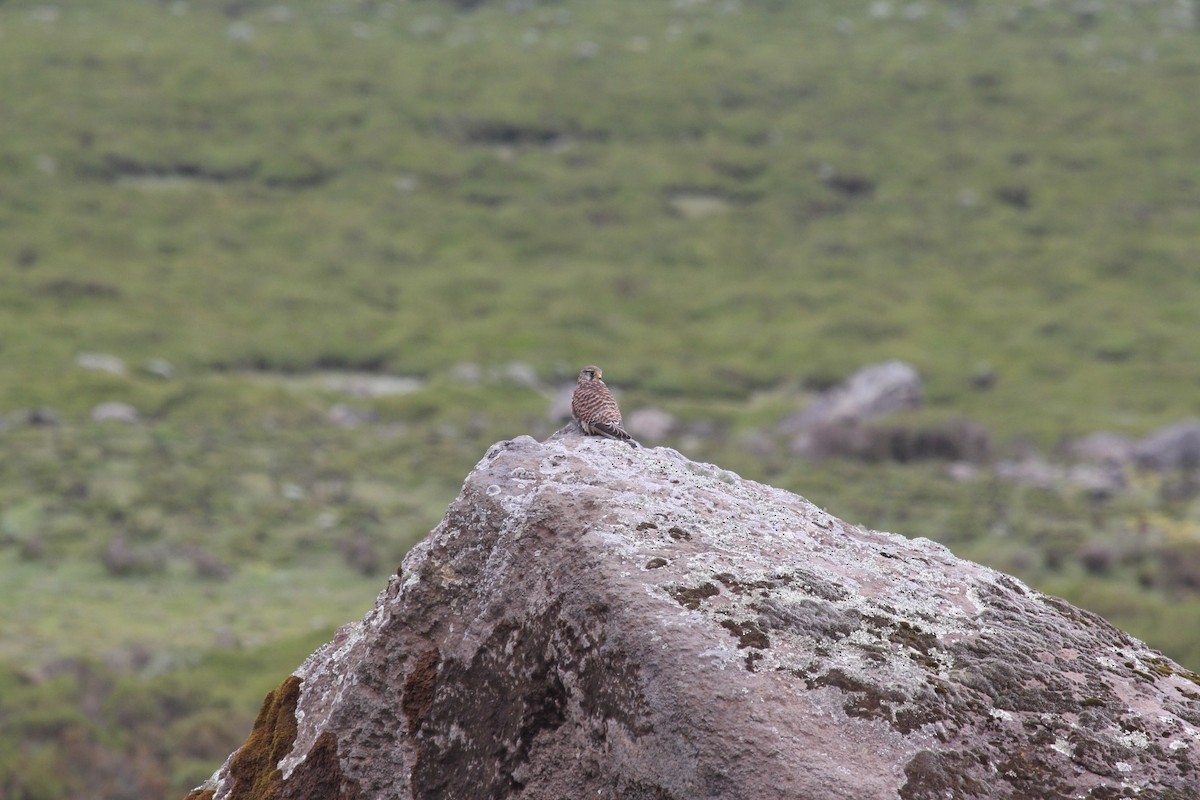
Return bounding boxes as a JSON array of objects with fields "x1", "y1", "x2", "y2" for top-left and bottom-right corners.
[{"x1": 571, "y1": 365, "x2": 638, "y2": 447}]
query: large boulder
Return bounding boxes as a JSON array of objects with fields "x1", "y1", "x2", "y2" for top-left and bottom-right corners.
[{"x1": 189, "y1": 435, "x2": 1200, "y2": 800}]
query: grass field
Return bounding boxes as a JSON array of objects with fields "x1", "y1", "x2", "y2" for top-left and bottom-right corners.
[{"x1": 2, "y1": 0, "x2": 1199, "y2": 796}]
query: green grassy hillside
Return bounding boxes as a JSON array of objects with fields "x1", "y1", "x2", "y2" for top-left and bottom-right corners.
[{"x1": 1, "y1": 0, "x2": 1198, "y2": 796}]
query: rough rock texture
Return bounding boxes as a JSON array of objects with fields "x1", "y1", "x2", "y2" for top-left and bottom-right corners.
[{"x1": 192, "y1": 435, "x2": 1200, "y2": 800}]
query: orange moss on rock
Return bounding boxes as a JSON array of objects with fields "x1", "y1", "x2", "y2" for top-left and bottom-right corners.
[
  {"x1": 225, "y1": 675, "x2": 303, "y2": 799},
  {"x1": 193, "y1": 674, "x2": 361, "y2": 800}
]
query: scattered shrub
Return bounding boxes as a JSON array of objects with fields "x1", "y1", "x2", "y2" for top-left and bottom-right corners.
[
  {"x1": 0, "y1": 660, "x2": 234, "y2": 800},
  {"x1": 801, "y1": 419, "x2": 991, "y2": 463},
  {"x1": 1155, "y1": 540, "x2": 1200, "y2": 595},
  {"x1": 1077, "y1": 541, "x2": 1117, "y2": 575},
  {"x1": 339, "y1": 532, "x2": 381, "y2": 576},
  {"x1": 188, "y1": 547, "x2": 233, "y2": 581},
  {"x1": 100, "y1": 537, "x2": 167, "y2": 577},
  {"x1": 866, "y1": 420, "x2": 991, "y2": 463},
  {"x1": 19, "y1": 535, "x2": 46, "y2": 561}
]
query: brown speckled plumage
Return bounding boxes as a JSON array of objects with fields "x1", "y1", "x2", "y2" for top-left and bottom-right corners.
[{"x1": 571, "y1": 365, "x2": 638, "y2": 447}]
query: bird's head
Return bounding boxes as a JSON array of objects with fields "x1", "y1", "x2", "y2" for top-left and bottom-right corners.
[{"x1": 579, "y1": 365, "x2": 603, "y2": 382}]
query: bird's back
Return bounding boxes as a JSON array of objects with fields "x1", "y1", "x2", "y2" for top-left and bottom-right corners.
[{"x1": 572, "y1": 378, "x2": 622, "y2": 426}]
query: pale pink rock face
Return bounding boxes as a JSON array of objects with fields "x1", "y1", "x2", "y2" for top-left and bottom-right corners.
[{"x1": 195, "y1": 433, "x2": 1200, "y2": 800}]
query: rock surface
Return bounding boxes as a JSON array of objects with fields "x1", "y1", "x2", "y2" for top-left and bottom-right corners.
[{"x1": 189, "y1": 434, "x2": 1200, "y2": 800}]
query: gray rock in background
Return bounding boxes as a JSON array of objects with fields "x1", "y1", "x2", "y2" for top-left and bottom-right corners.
[
  {"x1": 143, "y1": 357, "x2": 176, "y2": 379},
  {"x1": 91, "y1": 401, "x2": 140, "y2": 424},
  {"x1": 625, "y1": 407, "x2": 677, "y2": 441},
  {"x1": 1133, "y1": 420, "x2": 1200, "y2": 470},
  {"x1": 1067, "y1": 431, "x2": 1135, "y2": 465},
  {"x1": 192, "y1": 435, "x2": 1200, "y2": 800},
  {"x1": 784, "y1": 360, "x2": 924, "y2": 456},
  {"x1": 76, "y1": 352, "x2": 128, "y2": 376}
]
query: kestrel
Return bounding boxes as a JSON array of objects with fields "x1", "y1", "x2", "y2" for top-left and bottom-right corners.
[{"x1": 571, "y1": 365, "x2": 638, "y2": 447}]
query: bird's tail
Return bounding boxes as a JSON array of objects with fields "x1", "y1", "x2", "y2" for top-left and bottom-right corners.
[{"x1": 593, "y1": 422, "x2": 640, "y2": 448}]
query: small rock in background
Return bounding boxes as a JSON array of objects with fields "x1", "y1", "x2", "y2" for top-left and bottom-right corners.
[
  {"x1": 450, "y1": 363, "x2": 483, "y2": 383},
  {"x1": 76, "y1": 352, "x2": 128, "y2": 376},
  {"x1": 995, "y1": 457, "x2": 1064, "y2": 489},
  {"x1": 34, "y1": 154, "x2": 58, "y2": 176},
  {"x1": 143, "y1": 357, "x2": 175, "y2": 379},
  {"x1": 321, "y1": 373, "x2": 423, "y2": 398},
  {"x1": 626, "y1": 408, "x2": 676, "y2": 441},
  {"x1": 547, "y1": 383, "x2": 575, "y2": 423},
  {"x1": 679, "y1": 420, "x2": 722, "y2": 454},
  {"x1": 327, "y1": 404, "x2": 375, "y2": 429},
  {"x1": 783, "y1": 360, "x2": 923, "y2": 456},
  {"x1": 266, "y1": 5, "x2": 295, "y2": 23},
  {"x1": 281, "y1": 483, "x2": 306, "y2": 501},
  {"x1": 1066, "y1": 463, "x2": 1127, "y2": 500},
  {"x1": 995, "y1": 457, "x2": 1126, "y2": 498},
  {"x1": 1132, "y1": 420, "x2": 1200, "y2": 470},
  {"x1": 739, "y1": 428, "x2": 778, "y2": 460},
  {"x1": 28, "y1": 6, "x2": 60, "y2": 24},
  {"x1": 393, "y1": 174, "x2": 420, "y2": 194},
  {"x1": 226, "y1": 20, "x2": 255, "y2": 41},
  {"x1": 667, "y1": 190, "x2": 732, "y2": 221},
  {"x1": 92, "y1": 402, "x2": 140, "y2": 424},
  {"x1": 500, "y1": 361, "x2": 540, "y2": 388},
  {"x1": 947, "y1": 462, "x2": 979, "y2": 482},
  {"x1": 1066, "y1": 431, "x2": 1134, "y2": 465},
  {"x1": 815, "y1": 359, "x2": 923, "y2": 420}
]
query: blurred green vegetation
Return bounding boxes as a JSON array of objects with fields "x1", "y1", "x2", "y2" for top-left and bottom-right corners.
[{"x1": 1, "y1": 0, "x2": 1199, "y2": 796}]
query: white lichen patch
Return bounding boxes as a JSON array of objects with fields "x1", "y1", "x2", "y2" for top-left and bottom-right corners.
[
  {"x1": 1051, "y1": 737, "x2": 1075, "y2": 757},
  {"x1": 1115, "y1": 729, "x2": 1151, "y2": 749}
]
